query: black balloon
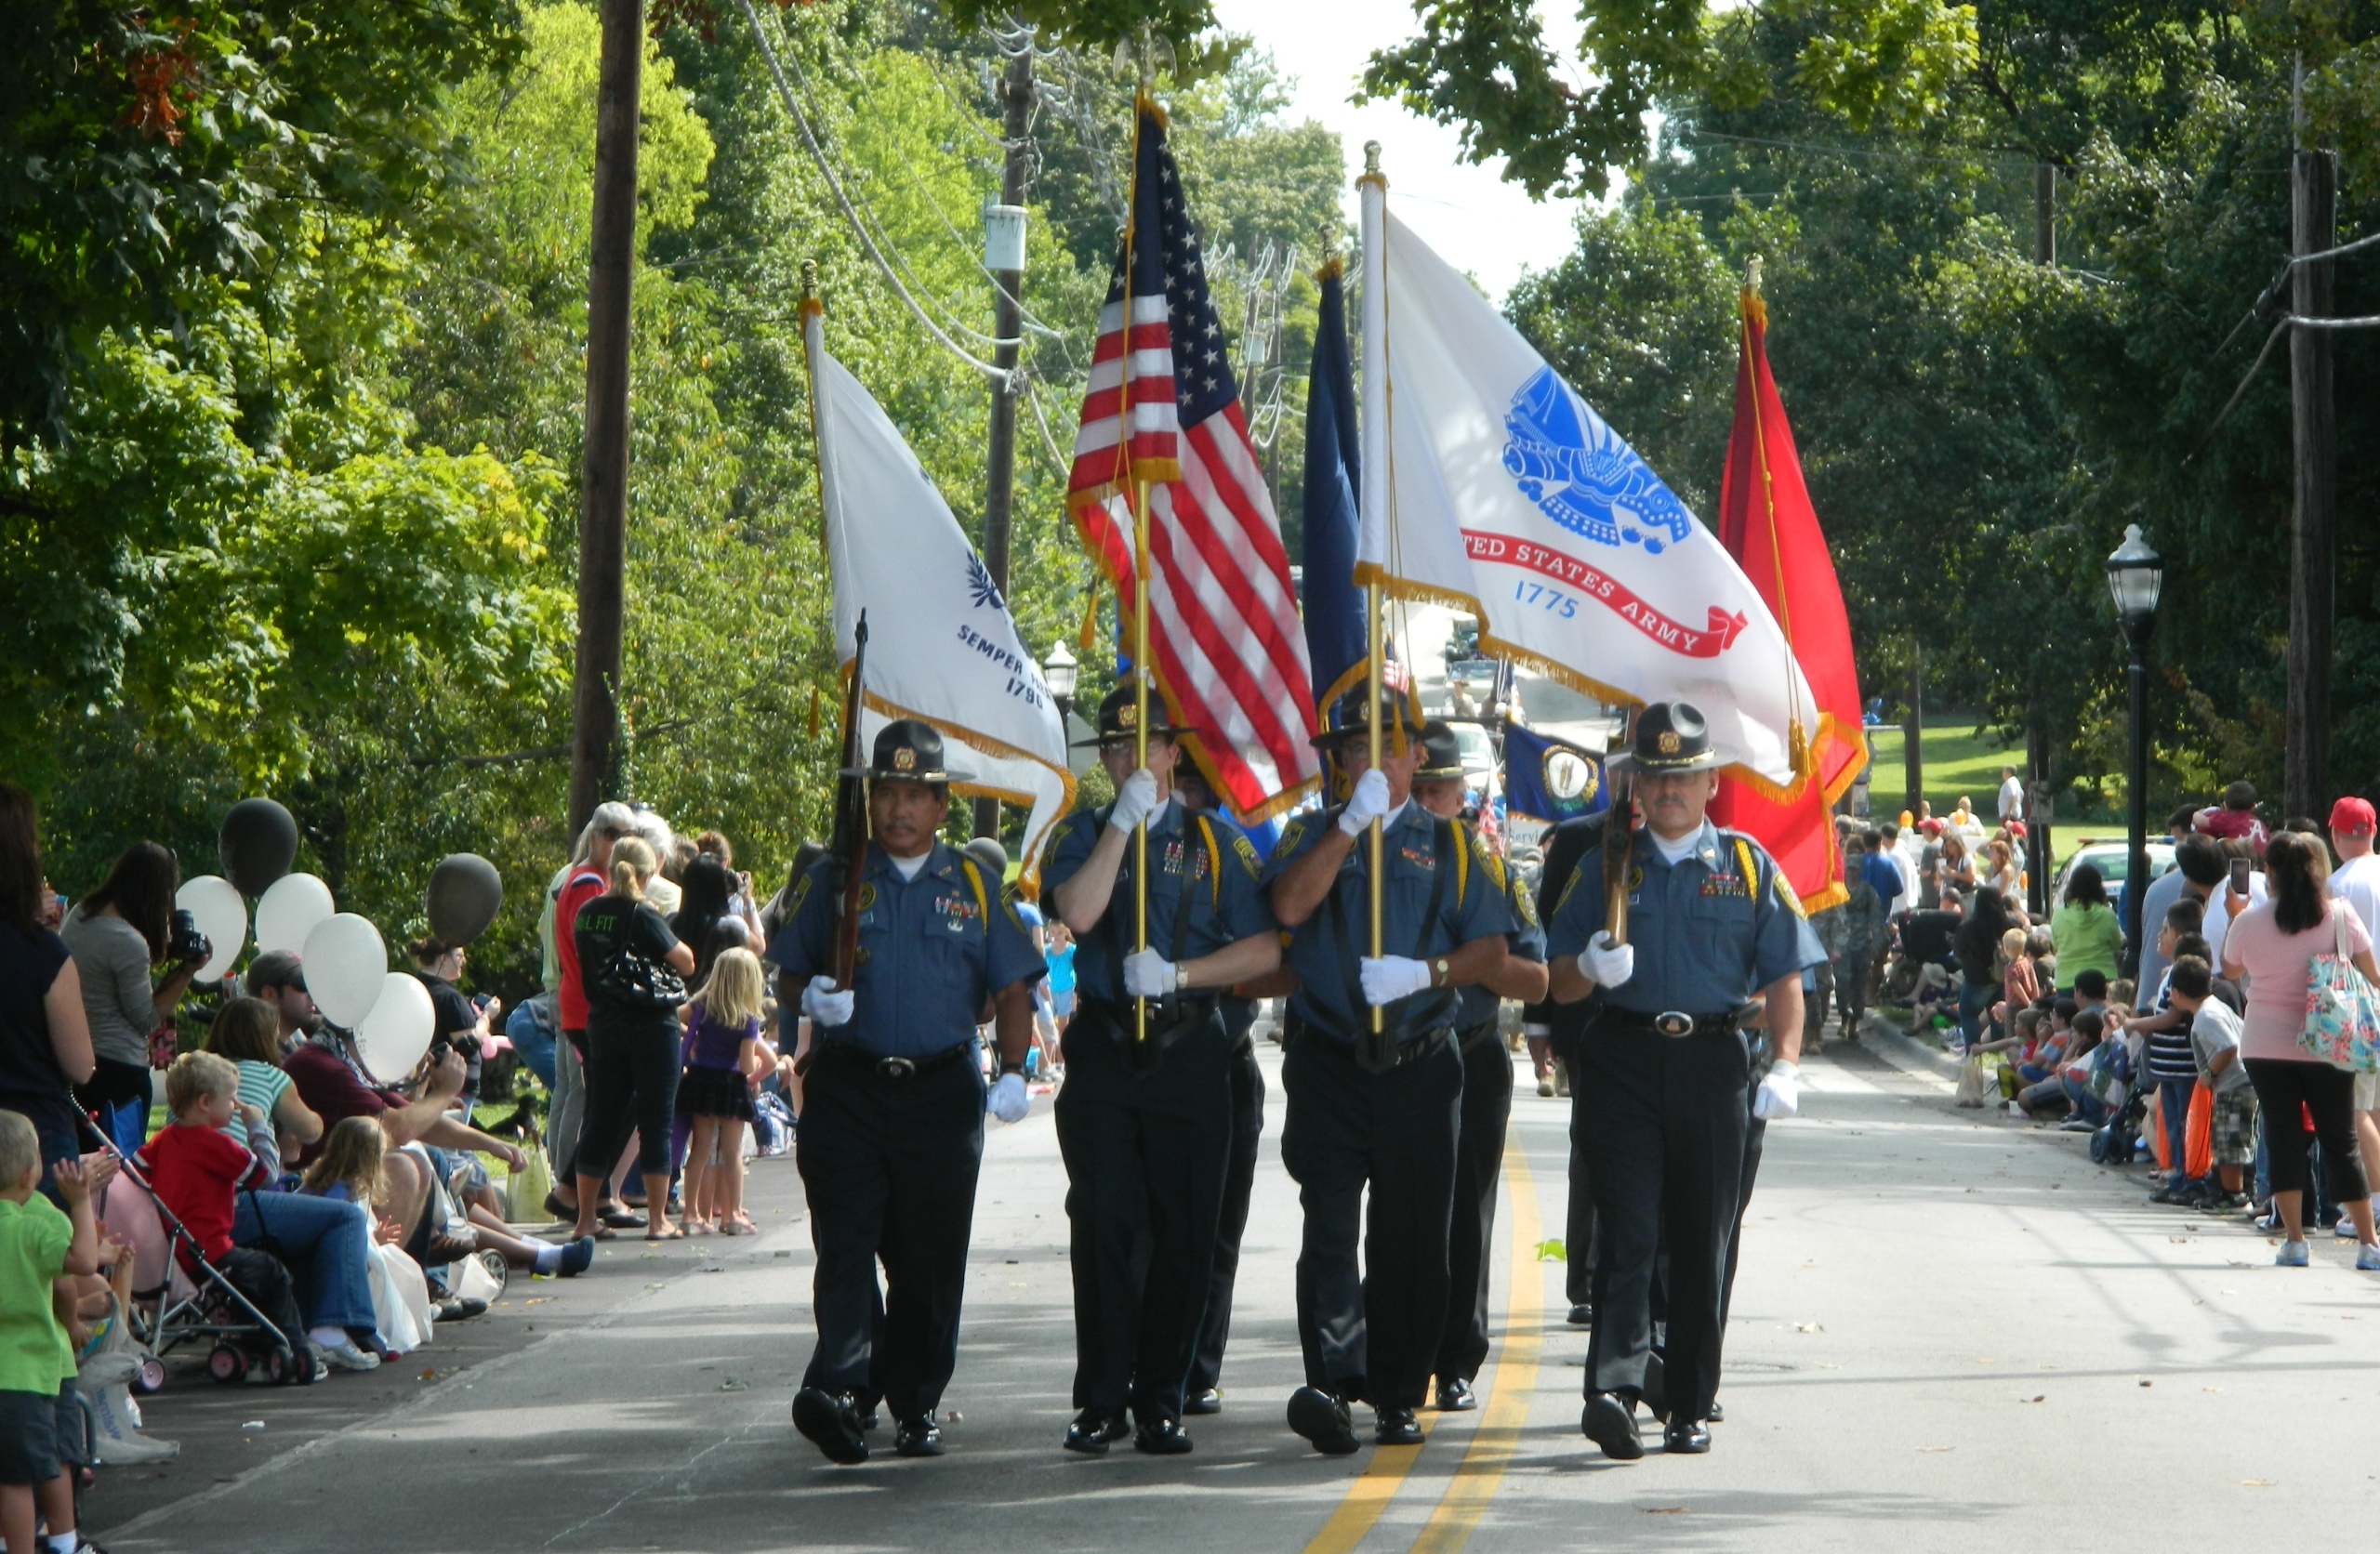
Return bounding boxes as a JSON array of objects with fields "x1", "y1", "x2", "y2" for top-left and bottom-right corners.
[
  {"x1": 218, "y1": 799, "x2": 298, "y2": 897},
  {"x1": 426, "y1": 854, "x2": 504, "y2": 946}
]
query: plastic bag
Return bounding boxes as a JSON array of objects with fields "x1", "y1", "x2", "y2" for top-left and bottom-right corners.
[
  {"x1": 505, "y1": 1144, "x2": 553, "y2": 1223},
  {"x1": 2184, "y1": 1081, "x2": 2214, "y2": 1181},
  {"x1": 1953, "y1": 1057, "x2": 1992, "y2": 1109}
]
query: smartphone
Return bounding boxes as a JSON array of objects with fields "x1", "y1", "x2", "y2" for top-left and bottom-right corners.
[{"x1": 2228, "y1": 857, "x2": 2252, "y2": 894}]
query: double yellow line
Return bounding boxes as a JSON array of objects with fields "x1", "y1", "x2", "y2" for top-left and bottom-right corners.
[{"x1": 1300, "y1": 1140, "x2": 1546, "y2": 1554}]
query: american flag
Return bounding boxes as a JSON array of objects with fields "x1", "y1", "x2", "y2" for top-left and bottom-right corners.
[{"x1": 1066, "y1": 98, "x2": 1317, "y2": 823}]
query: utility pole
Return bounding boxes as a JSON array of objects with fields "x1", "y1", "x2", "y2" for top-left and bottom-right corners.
[
  {"x1": 1903, "y1": 645, "x2": 1924, "y2": 822},
  {"x1": 567, "y1": 0, "x2": 643, "y2": 836},
  {"x1": 2028, "y1": 160, "x2": 2054, "y2": 914},
  {"x1": 2286, "y1": 71, "x2": 2334, "y2": 823},
  {"x1": 972, "y1": 36, "x2": 1036, "y2": 844}
]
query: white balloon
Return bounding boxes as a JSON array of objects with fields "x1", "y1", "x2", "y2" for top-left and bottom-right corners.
[
  {"x1": 174, "y1": 876, "x2": 247, "y2": 983},
  {"x1": 353, "y1": 972, "x2": 434, "y2": 1086},
  {"x1": 302, "y1": 913, "x2": 387, "y2": 1029},
  {"x1": 254, "y1": 873, "x2": 335, "y2": 956}
]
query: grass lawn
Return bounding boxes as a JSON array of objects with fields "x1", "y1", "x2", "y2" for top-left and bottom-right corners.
[{"x1": 1861, "y1": 720, "x2": 2123, "y2": 865}]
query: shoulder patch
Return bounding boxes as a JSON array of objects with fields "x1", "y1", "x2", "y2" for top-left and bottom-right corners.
[
  {"x1": 1229, "y1": 832, "x2": 1261, "y2": 876},
  {"x1": 1774, "y1": 871, "x2": 1806, "y2": 919},
  {"x1": 787, "y1": 871, "x2": 813, "y2": 917},
  {"x1": 1277, "y1": 816, "x2": 1306, "y2": 854}
]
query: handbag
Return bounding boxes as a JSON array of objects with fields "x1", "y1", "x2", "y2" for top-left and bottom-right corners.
[
  {"x1": 2297, "y1": 907, "x2": 2380, "y2": 1072},
  {"x1": 592, "y1": 918, "x2": 687, "y2": 1011}
]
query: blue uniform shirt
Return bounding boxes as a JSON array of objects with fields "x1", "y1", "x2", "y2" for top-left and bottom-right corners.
[
  {"x1": 1546, "y1": 820, "x2": 1824, "y2": 1017},
  {"x1": 1262, "y1": 800, "x2": 1516, "y2": 1042},
  {"x1": 1457, "y1": 840, "x2": 1545, "y2": 1032},
  {"x1": 766, "y1": 841, "x2": 1044, "y2": 1059},
  {"x1": 1039, "y1": 797, "x2": 1274, "y2": 1005}
]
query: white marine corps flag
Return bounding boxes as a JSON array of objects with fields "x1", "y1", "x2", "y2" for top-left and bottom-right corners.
[
  {"x1": 1355, "y1": 189, "x2": 1820, "y2": 794},
  {"x1": 800, "y1": 298, "x2": 1076, "y2": 883}
]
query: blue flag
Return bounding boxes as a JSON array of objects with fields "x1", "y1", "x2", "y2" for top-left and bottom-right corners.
[
  {"x1": 1502, "y1": 723, "x2": 1608, "y2": 825},
  {"x1": 1301, "y1": 261, "x2": 1364, "y2": 718}
]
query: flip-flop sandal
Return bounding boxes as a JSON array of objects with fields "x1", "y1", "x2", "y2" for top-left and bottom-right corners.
[
  {"x1": 644, "y1": 1227, "x2": 685, "y2": 1242},
  {"x1": 588, "y1": 1225, "x2": 619, "y2": 1242},
  {"x1": 719, "y1": 1219, "x2": 755, "y2": 1236}
]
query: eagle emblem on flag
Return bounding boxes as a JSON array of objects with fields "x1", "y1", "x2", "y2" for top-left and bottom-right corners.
[{"x1": 1501, "y1": 367, "x2": 1695, "y2": 554}]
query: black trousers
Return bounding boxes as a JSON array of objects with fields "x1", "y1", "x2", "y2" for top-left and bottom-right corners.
[
  {"x1": 1558, "y1": 1042, "x2": 1595, "y2": 1309},
  {"x1": 2243, "y1": 1057, "x2": 2370, "y2": 1202},
  {"x1": 575, "y1": 1019, "x2": 681, "y2": 1178},
  {"x1": 1280, "y1": 1030, "x2": 1462, "y2": 1410},
  {"x1": 1056, "y1": 1000, "x2": 1233, "y2": 1420},
  {"x1": 1435, "y1": 1027, "x2": 1514, "y2": 1384},
  {"x1": 1577, "y1": 1025, "x2": 1748, "y2": 1422},
  {"x1": 1720, "y1": 1073, "x2": 1768, "y2": 1335},
  {"x1": 1188, "y1": 1034, "x2": 1265, "y2": 1396},
  {"x1": 795, "y1": 1047, "x2": 985, "y2": 1423}
]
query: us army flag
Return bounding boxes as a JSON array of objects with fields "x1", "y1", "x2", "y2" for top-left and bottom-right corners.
[
  {"x1": 802, "y1": 298, "x2": 1076, "y2": 883},
  {"x1": 1355, "y1": 182, "x2": 1819, "y2": 794}
]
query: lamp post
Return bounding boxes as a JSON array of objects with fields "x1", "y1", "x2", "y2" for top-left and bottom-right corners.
[
  {"x1": 1042, "y1": 640, "x2": 1078, "y2": 719},
  {"x1": 2105, "y1": 524, "x2": 2164, "y2": 976}
]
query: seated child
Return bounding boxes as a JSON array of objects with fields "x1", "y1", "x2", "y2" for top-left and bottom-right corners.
[
  {"x1": 134, "y1": 1054, "x2": 314, "y2": 1378},
  {"x1": 0, "y1": 1110, "x2": 98, "y2": 1554}
]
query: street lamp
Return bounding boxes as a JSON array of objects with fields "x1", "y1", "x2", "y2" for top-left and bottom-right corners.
[
  {"x1": 1042, "y1": 640, "x2": 1078, "y2": 717},
  {"x1": 2105, "y1": 524, "x2": 2163, "y2": 975}
]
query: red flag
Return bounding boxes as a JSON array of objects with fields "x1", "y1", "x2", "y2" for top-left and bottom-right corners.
[{"x1": 1708, "y1": 280, "x2": 1868, "y2": 911}]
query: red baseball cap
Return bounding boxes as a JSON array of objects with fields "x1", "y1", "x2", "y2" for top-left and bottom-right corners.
[{"x1": 2332, "y1": 796, "x2": 2377, "y2": 835}]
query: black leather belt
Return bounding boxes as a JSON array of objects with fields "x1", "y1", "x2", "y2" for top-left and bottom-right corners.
[
  {"x1": 816, "y1": 1041, "x2": 975, "y2": 1081},
  {"x1": 1598, "y1": 1007, "x2": 1738, "y2": 1039}
]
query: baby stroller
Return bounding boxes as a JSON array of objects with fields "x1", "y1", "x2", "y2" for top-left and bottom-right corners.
[{"x1": 83, "y1": 1118, "x2": 316, "y2": 1389}]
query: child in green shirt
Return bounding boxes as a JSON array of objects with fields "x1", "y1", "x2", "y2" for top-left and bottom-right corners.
[{"x1": 0, "y1": 1111, "x2": 98, "y2": 1554}]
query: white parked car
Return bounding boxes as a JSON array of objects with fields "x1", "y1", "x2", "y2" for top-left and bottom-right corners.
[{"x1": 2050, "y1": 838, "x2": 2176, "y2": 908}]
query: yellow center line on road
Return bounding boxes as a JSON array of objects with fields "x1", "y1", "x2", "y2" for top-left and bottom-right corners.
[
  {"x1": 1297, "y1": 1135, "x2": 1548, "y2": 1554},
  {"x1": 1408, "y1": 1139, "x2": 1543, "y2": 1554}
]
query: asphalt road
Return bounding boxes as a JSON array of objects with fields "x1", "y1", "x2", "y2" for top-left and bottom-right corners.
[{"x1": 92, "y1": 1028, "x2": 2380, "y2": 1552}]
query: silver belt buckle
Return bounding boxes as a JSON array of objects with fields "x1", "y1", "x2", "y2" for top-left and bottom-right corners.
[
  {"x1": 1653, "y1": 1010, "x2": 1696, "y2": 1038},
  {"x1": 879, "y1": 1056, "x2": 918, "y2": 1079}
]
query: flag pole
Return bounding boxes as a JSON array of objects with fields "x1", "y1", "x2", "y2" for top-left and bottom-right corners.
[
  {"x1": 1127, "y1": 56, "x2": 1152, "y2": 1054},
  {"x1": 1366, "y1": 582, "x2": 1383, "y2": 1034}
]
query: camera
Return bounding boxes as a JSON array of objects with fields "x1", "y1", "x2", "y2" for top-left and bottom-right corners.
[
  {"x1": 430, "y1": 1030, "x2": 483, "y2": 1065},
  {"x1": 167, "y1": 908, "x2": 211, "y2": 967}
]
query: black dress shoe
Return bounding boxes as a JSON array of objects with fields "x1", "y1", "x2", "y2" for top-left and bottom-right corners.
[
  {"x1": 858, "y1": 1406, "x2": 881, "y2": 1430},
  {"x1": 1581, "y1": 1392, "x2": 1643, "y2": 1461},
  {"x1": 1663, "y1": 1417, "x2": 1712, "y2": 1454},
  {"x1": 894, "y1": 1416, "x2": 945, "y2": 1457},
  {"x1": 1435, "y1": 1377, "x2": 1477, "y2": 1412},
  {"x1": 1064, "y1": 1408, "x2": 1130, "y2": 1455},
  {"x1": 1706, "y1": 1401, "x2": 1725, "y2": 1424},
  {"x1": 1640, "y1": 1351, "x2": 1671, "y2": 1423},
  {"x1": 434, "y1": 1297, "x2": 488, "y2": 1323},
  {"x1": 793, "y1": 1388, "x2": 869, "y2": 1465},
  {"x1": 1183, "y1": 1388, "x2": 1223, "y2": 1416},
  {"x1": 1132, "y1": 1416, "x2": 1194, "y2": 1455},
  {"x1": 1566, "y1": 1303, "x2": 1593, "y2": 1326},
  {"x1": 1374, "y1": 1407, "x2": 1425, "y2": 1446},
  {"x1": 1286, "y1": 1386, "x2": 1361, "y2": 1455}
]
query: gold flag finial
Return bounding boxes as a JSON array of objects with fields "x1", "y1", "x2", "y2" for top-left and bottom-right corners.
[
  {"x1": 801, "y1": 258, "x2": 817, "y2": 299},
  {"x1": 1364, "y1": 140, "x2": 1382, "y2": 177},
  {"x1": 1746, "y1": 255, "x2": 1763, "y2": 296}
]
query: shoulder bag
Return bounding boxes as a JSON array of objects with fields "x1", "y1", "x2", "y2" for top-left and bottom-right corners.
[{"x1": 2297, "y1": 906, "x2": 2380, "y2": 1072}]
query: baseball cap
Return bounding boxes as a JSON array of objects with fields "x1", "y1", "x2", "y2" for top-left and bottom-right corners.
[
  {"x1": 245, "y1": 949, "x2": 306, "y2": 994},
  {"x1": 2331, "y1": 796, "x2": 2376, "y2": 835}
]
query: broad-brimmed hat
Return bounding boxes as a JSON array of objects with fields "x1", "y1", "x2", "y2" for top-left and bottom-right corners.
[
  {"x1": 1618, "y1": 701, "x2": 1719, "y2": 773},
  {"x1": 1070, "y1": 681, "x2": 1189, "y2": 747},
  {"x1": 1411, "y1": 721, "x2": 1468, "y2": 784},
  {"x1": 844, "y1": 718, "x2": 973, "y2": 784},
  {"x1": 1310, "y1": 687, "x2": 1427, "y2": 749}
]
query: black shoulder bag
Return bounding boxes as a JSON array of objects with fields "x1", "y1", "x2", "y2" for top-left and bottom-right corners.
[{"x1": 592, "y1": 908, "x2": 688, "y2": 1010}]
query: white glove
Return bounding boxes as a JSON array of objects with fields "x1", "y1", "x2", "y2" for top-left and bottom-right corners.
[
  {"x1": 1122, "y1": 949, "x2": 1178, "y2": 999},
  {"x1": 1579, "y1": 931, "x2": 1633, "y2": 988},
  {"x1": 1752, "y1": 1060, "x2": 1801, "y2": 1121},
  {"x1": 800, "y1": 975, "x2": 854, "y2": 1029},
  {"x1": 1111, "y1": 768, "x2": 1161, "y2": 832},
  {"x1": 1338, "y1": 769, "x2": 1393, "y2": 836},
  {"x1": 987, "y1": 1072, "x2": 1030, "y2": 1125},
  {"x1": 1359, "y1": 955, "x2": 1435, "y2": 1006}
]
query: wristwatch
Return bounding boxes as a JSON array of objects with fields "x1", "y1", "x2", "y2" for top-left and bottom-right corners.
[
  {"x1": 998, "y1": 1058, "x2": 1028, "y2": 1078},
  {"x1": 1174, "y1": 963, "x2": 1192, "y2": 993},
  {"x1": 1432, "y1": 956, "x2": 1450, "y2": 987}
]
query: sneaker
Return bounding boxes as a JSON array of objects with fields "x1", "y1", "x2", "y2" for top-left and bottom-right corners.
[
  {"x1": 2358, "y1": 1245, "x2": 2380, "y2": 1271},
  {"x1": 2337, "y1": 1216, "x2": 2361, "y2": 1240},
  {"x1": 314, "y1": 1336, "x2": 381, "y2": 1373},
  {"x1": 1536, "y1": 1075, "x2": 1555, "y2": 1098},
  {"x1": 2276, "y1": 1239, "x2": 2310, "y2": 1268},
  {"x1": 556, "y1": 1234, "x2": 597, "y2": 1277}
]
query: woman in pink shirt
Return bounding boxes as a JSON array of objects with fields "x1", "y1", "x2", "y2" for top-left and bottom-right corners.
[{"x1": 2222, "y1": 832, "x2": 2380, "y2": 1267}]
